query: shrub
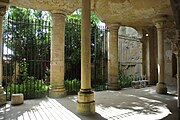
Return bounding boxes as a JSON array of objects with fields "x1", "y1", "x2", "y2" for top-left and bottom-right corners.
[
  {"x1": 65, "y1": 79, "x2": 80, "y2": 94},
  {"x1": 6, "y1": 76, "x2": 49, "y2": 100},
  {"x1": 119, "y1": 66, "x2": 133, "y2": 88}
]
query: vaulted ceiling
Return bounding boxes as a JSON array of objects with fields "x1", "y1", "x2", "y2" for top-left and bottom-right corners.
[{"x1": 8, "y1": 0, "x2": 174, "y2": 27}]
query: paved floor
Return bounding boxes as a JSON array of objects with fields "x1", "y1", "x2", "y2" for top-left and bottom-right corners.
[{"x1": 0, "y1": 86, "x2": 179, "y2": 120}]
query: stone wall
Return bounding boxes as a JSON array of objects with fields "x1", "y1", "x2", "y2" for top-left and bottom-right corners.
[
  {"x1": 164, "y1": 25, "x2": 177, "y2": 86},
  {"x1": 118, "y1": 26, "x2": 142, "y2": 76}
]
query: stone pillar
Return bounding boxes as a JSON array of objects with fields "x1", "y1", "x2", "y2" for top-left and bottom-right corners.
[
  {"x1": 77, "y1": 0, "x2": 95, "y2": 115},
  {"x1": 154, "y1": 16, "x2": 167, "y2": 94},
  {"x1": 148, "y1": 27, "x2": 158, "y2": 84},
  {"x1": 0, "y1": 5, "x2": 7, "y2": 106},
  {"x1": 49, "y1": 12, "x2": 66, "y2": 97},
  {"x1": 107, "y1": 24, "x2": 120, "y2": 90},
  {"x1": 142, "y1": 28, "x2": 158, "y2": 84},
  {"x1": 142, "y1": 29, "x2": 150, "y2": 80},
  {"x1": 176, "y1": 53, "x2": 180, "y2": 107},
  {"x1": 174, "y1": 30, "x2": 180, "y2": 108}
]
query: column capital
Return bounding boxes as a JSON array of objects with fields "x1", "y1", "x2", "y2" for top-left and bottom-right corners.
[
  {"x1": 153, "y1": 15, "x2": 167, "y2": 29},
  {"x1": 51, "y1": 9, "x2": 70, "y2": 16},
  {"x1": 107, "y1": 23, "x2": 120, "y2": 31}
]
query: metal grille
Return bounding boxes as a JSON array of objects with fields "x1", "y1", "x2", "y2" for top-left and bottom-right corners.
[
  {"x1": 91, "y1": 25, "x2": 108, "y2": 91},
  {"x1": 64, "y1": 19, "x2": 108, "y2": 94},
  {"x1": 2, "y1": 8, "x2": 108, "y2": 99},
  {"x1": 3, "y1": 14, "x2": 51, "y2": 100}
]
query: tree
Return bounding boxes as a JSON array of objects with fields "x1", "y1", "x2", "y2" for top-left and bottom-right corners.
[
  {"x1": 64, "y1": 9, "x2": 101, "y2": 80},
  {"x1": 3, "y1": 7, "x2": 102, "y2": 81},
  {"x1": 3, "y1": 6, "x2": 51, "y2": 80}
]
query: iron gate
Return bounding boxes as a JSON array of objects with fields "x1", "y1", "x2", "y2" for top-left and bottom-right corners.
[
  {"x1": 3, "y1": 10, "x2": 51, "y2": 100},
  {"x1": 64, "y1": 19, "x2": 108, "y2": 94},
  {"x1": 2, "y1": 7, "x2": 108, "y2": 100}
]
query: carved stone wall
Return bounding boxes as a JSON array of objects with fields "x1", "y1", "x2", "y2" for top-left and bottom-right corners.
[
  {"x1": 164, "y1": 24, "x2": 177, "y2": 86},
  {"x1": 119, "y1": 26, "x2": 142, "y2": 76},
  {"x1": 10, "y1": 0, "x2": 80, "y2": 14}
]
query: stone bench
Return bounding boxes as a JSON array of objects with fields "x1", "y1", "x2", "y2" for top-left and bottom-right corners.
[{"x1": 11, "y1": 93, "x2": 24, "y2": 105}]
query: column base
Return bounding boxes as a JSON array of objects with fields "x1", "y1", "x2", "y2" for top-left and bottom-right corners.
[
  {"x1": 108, "y1": 82, "x2": 121, "y2": 90},
  {"x1": 156, "y1": 82, "x2": 167, "y2": 94},
  {"x1": 49, "y1": 85, "x2": 67, "y2": 98},
  {"x1": 0, "y1": 86, "x2": 6, "y2": 106},
  {"x1": 77, "y1": 89, "x2": 95, "y2": 115}
]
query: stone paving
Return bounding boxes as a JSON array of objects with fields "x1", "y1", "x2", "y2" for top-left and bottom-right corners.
[{"x1": 0, "y1": 86, "x2": 178, "y2": 120}]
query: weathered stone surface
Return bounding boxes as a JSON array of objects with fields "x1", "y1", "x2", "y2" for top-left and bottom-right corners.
[
  {"x1": 77, "y1": 89, "x2": 95, "y2": 115},
  {"x1": 0, "y1": 6, "x2": 7, "y2": 106},
  {"x1": 49, "y1": 85, "x2": 66, "y2": 98},
  {"x1": 10, "y1": 0, "x2": 173, "y2": 27},
  {"x1": 156, "y1": 82, "x2": 167, "y2": 94},
  {"x1": 49, "y1": 13, "x2": 66, "y2": 97},
  {"x1": 95, "y1": 0, "x2": 172, "y2": 27},
  {"x1": 154, "y1": 16, "x2": 168, "y2": 94},
  {"x1": 0, "y1": 86, "x2": 6, "y2": 106},
  {"x1": 77, "y1": 0, "x2": 95, "y2": 115},
  {"x1": 10, "y1": 0, "x2": 80, "y2": 14},
  {"x1": 119, "y1": 26, "x2": 142, "y2": 76},
  {"x1": 11, "y1": 93, "x2": 24, "y2": 105},
  {"x1": 107, "y1": 24, "x2": 120, "y2": 90},
  {"x1": 0, "y1": 94, "x2": 6, "y2": 106}
]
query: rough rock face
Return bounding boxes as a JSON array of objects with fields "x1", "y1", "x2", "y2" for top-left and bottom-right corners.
[
  {"x1": 94, "y1": 0, "x2": 172, "y2": 27},
  {"x1": 164, "y1": 25, "x2": 177, "y2": 85},
  {"x1": 10, "y1": 0, "x2": 173, "y2": 27},
  {"x1": 10, "y1": 0, "x2": 81, "y2": 14},
  {"x1": 119, "y1": 26, "x2": 142, "y2": 76}
]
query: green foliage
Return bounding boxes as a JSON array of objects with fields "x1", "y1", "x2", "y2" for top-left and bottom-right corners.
[
  {"x1": 67, "y1": 9, "x2": 100, "y2": 24},
  {"x1": 4, "y1": 7, "x2": 103, "y2": 96},
  {"x1": 4, "y1": 6, "x2": 51, "y2": 62},
  {"x1": 119, "y1": 66, "x2": 133, "y2": 88},
  {"x1": 5, "y1": 61, "x2": 49, "y2": 100},
  {"x1": 3, "y1": 6, "x2": 51, "y2": 80},
  {"x1": 44, "y1": 67, "x2": 50, "y2": 83},
  {"x1": 19, "y1": 60, "x2": 28, "y2": 81},
  {"x1": 65, "y1": 79, "x2": 80, "y2": 94},
  {"x1": 64, "y1": 9, "x2": 102, "y2": 80},
  {"x1": 6, "y1": 77, "x2": 49, "y2": 99}
]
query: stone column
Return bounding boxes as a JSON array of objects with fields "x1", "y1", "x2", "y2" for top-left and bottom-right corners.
[
  {"x1": 49, "y1": 12, "x2": 66, "y2": 97},
  {"x1": 174, "y1": 30, "x2": 180, "y2": 108},
  {"x1": 0, "y1": 6, "x2": 7, "y2": 106},
  {"x1": 77, "y1": 0, "x2": 95, "y2": 115},
  {"x1": 148, "y1": 27, "x2": 158, "y2": 84},
  {"x1": 142, "y1": 29, "x2": 150, "y2": 80},
  {"x1": 176, "y1": 53, "x2": 180, "y2": 107},
  {"x1": 107, "y1": 24, "x2": 120, "y2": 90},
  {"x1": 154, "y1": 16, "x2": 167, "y2": 94}
]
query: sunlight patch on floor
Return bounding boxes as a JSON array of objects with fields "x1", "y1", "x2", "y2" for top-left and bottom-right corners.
[
  {"x1": 96, "y1": 105, "x2": 171, "y2": 120},
  {"x1": 96, "y1": 97, "x2": 171, "y2": 120},
  {"x1": 14, "y1": 98, "x2": 81, "y2": 120}
]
